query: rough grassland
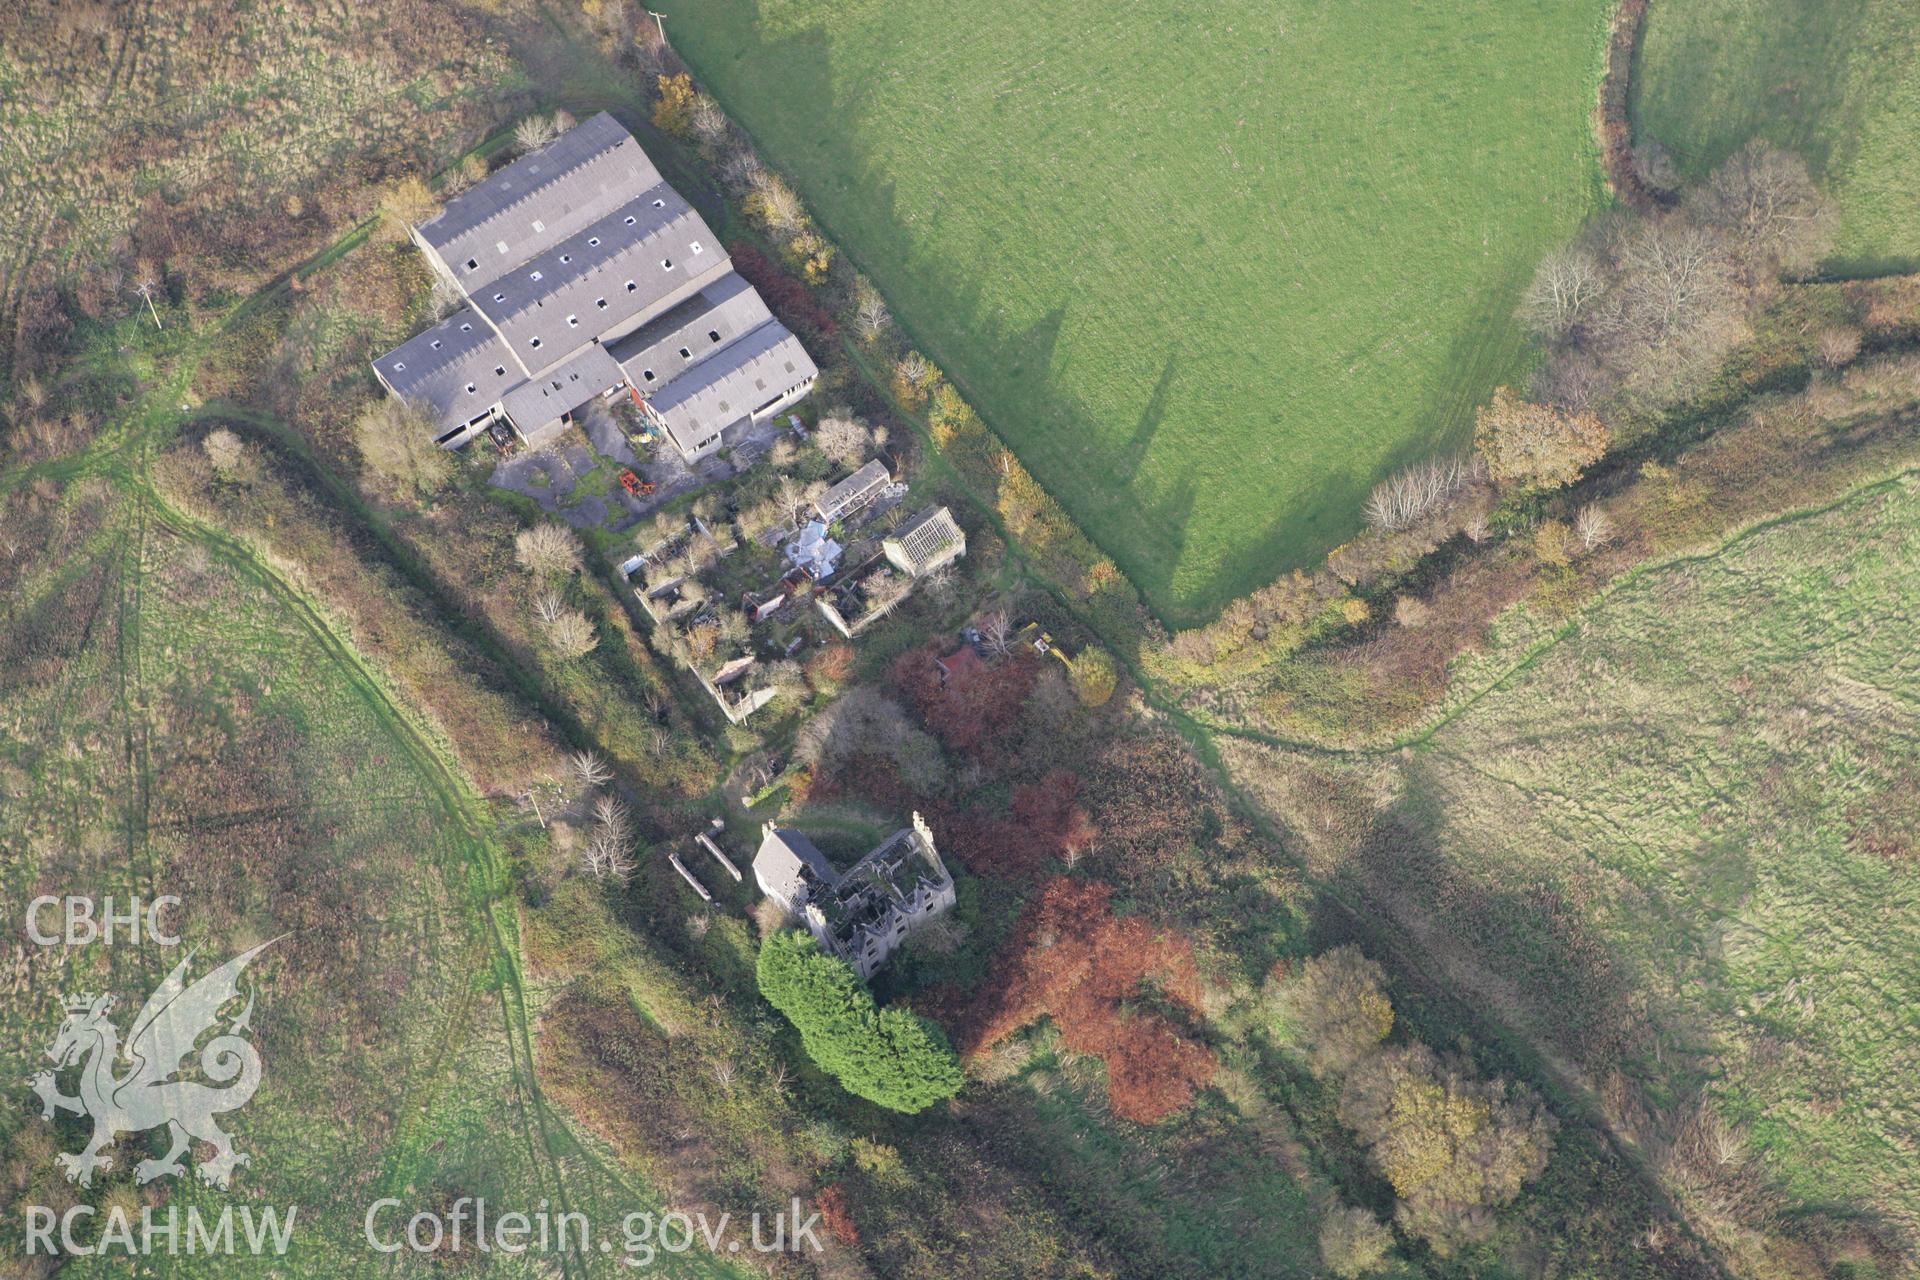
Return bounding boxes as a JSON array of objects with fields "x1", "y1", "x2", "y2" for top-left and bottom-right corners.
[
  {"x1": 660, "y1": 0, "x2": 1610, "y2": 625},
  {"x1": 1368, "y1": 476, "x2": 1918, "y2": 1254},
  {"x1": 0, "y1": 477, "x2": 736, "y2": 1276},
  {"x1": 1630, "y1": 0, "x2": 1920, "y2": 275}
]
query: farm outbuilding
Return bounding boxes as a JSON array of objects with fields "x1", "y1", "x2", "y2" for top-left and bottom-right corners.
[{"x1": 371, "y1": 112, "x2": 818, "y2": 459}]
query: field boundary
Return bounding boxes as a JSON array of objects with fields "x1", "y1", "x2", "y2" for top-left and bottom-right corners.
[
  {"x1": 1189, "y1": 459, "x2": 1920, "y2": 759},
  {"x1": 1596, "y1": 0, "x2": 1666, "y2": 211}
]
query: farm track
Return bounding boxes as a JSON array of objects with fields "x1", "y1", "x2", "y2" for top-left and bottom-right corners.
[
  {"x1": 108, "y1": 460, "x2": 603, "y2": 1277},
  {"x1": 0, "y1": 308, "x2": 603, "y2": 1280},
  {"x1": 0, "y1": 199, "x2": 747, "y2": 1271}
]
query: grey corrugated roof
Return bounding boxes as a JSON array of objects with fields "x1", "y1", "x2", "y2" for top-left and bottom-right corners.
[
  {"x1": 371, "y1": 306, "x2": 521, "y2": 434},
  {"x1": 468, "y1": 184, "x2": 728, "y2": 374},
  {"x1": 647, "y1": 320, "x2": 818, "y2": 450},
  {"x1": 605, "y1": 272, "x2": 772, "y2": 390},
  {"x1": 753, "y1": 827, "x2": 838, "y2": 905},
  {"x1": 416, "y1": 113, "x2": 660, "y2": 290},
  {"x1": 815, "y1": 459, "x2": 891, "y2": 523},
  {"x1": 500, "y1": 343, "x2": 624, "y2": 430}
]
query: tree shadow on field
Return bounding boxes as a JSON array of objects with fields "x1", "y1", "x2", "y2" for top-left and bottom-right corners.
[
  {"x1": 1626, "y1": 0, "x2": 1868, "y2": 186},
  {"x1": 1290, "y1": 785, "x2": 1761, "y2": 1272},
  {"x1": 1115, "y1": 355, "x2": 1175, "y2": 485},
  {"x1": 658, "y1": 0, "x2": 1329, "y2": 627}
]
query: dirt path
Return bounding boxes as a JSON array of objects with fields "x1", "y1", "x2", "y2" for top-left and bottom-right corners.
[{"x1": 1, "y1": 224, "x2": 750, "y2": 1273}]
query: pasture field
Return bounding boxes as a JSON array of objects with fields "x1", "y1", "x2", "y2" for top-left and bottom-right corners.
[
  {"x1": 0, "y1": 472, "x2": 739, "y2": 1277},
  {"x1": 1630, "y1": 0, "x2": 1920, "y2": 275},
  {"x1": 1231, "y1": 472, "x2": 1920, "y2": 1267},
  {"x1": 658, "y1": 0, "x2": 1611, "y2": 625}
]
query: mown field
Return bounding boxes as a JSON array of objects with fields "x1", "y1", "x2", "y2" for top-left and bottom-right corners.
[
  {"x1": 0, "y1": 472, "x2": 736, "y2": 1277},
  {"x1": 658, "y1": 0, "x2": 1611, "y2": 625},
  {"x1": 1232, "y1": 472, "x2": 1920, "y2": 1270},
  {"x1": 1630, "y1": 0, "x2": 1920, "y2": 275}
]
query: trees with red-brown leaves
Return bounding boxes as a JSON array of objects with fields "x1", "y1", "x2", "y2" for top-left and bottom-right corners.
[
  {"x1": 938, "y1": 810, "x2": 1044, "y2": 880},
  {"x1": 815, "y1": 1183, "x2": 858, "y2": 1246},
  {"x1": 883, "y1": 771, "x2": 1098, "y2": 882},
  {"x1": 805, "y1": 642, "x2": 855, "y2": 691},
  {"x1": 889, "y1": 642, "x2": 1037, "y2": 763},
  {"x1": 728, "y1": 243, "x2": 835, "y2": 338},
  {"x1": 955, "y1": 877, "x2": 1214, "y2": 1123},
  {"x1": 1012, "y1": 770, "x2": 1096, "y2": 861}
]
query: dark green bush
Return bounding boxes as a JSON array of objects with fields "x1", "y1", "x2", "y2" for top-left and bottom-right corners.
[{"x1": 756, "y1": 930, "x2": 961, "y2": 1113}]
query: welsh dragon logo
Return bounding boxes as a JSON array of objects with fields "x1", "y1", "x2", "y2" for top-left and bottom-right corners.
[{"x1": 28, "y1": 940, "x2": 277, "y2": 1190}]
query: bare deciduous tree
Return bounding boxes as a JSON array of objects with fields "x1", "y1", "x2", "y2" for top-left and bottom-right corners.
[
  {"x1": 515, "y1": 522, "x2": 580, "y2": 575},
  {"x1": 514, "y1": 114, "x2": 557, "y2": 154},
  {"x1": 853, "y1": 280, "x2": 890, "y2": 342},
  {"x1": 1393, "y1": 595, "x2": 1431, "y2": 629},
  {"x1": 533, "y1": 590, "x2": 566, "y2": 624},
  {"x1": 812, "y1": 412, "x2": 869, "y2": 467},
  {"x1": 923, "y1": 563, "x2": 957, "y2": 601},
  {"x1": 571, "y1": 749, "x2": 612, "y2": 788},
  {"x1": 1520, "y1": 245, "x2": 1606, "y2": 342},
  {"x1": 1686, "y1": 140, "x2": 1838, "y2": 279},
  {"x1": 1598, "y1": 217, "x2": 1739, "y2": 348},
  {"x1": 895, "y1": 351, "x2": 933, "y2": 392},
  {"x1": 584, "y1": 794, "x2": 635, "y2": 881},
  {"x1": 1362, "y1": 456, "x2": 1479, "y2": 532},
  {"x1": 748, "y1": 170, "x2": 804, "y2": 231},
  {"x1": 374, "y1": 177, "x2": 438, "y2": 243},
  {"x1": 980, "y1": 611, "x2": 1013, "y2": 657},
  {"x1": 1573, "y1": 504, "x2": 1615, "y2": 552},
  {"x1": 202, "y1": 427, "x2": 248, "y2": 478},
  {"x1": 720, "y1": 148, "x2": 763, "y2": 192},
  {"x1": 355, "y1": 398, "x2": 452, "y2": 494},
  {"x1": 863, "y1": 570, "x2": 912, "y2": 622},
  {"x1": 1815, "y1": 325, "x2": 1862, "y2": 368},
  {"x1": 776, "y1": 474, "x2": 825, "y2": 527},
  {"x1": 689, "y1": 93, "x2": 727, "y2": 144},
  {"x1": 545, "y1": 609, "x2": 599, "y2": 658}
]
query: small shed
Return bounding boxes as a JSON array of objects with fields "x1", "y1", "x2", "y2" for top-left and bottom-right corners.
[
  {"x1": 712, "y1": 655, "x2": 756, "y2": 686},
  {"x1": 935, "y1": 645, "x2": 984, "y2": 686}
]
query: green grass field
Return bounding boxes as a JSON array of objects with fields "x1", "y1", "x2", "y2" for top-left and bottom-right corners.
[
  {"x1": 0, "y1": 439, "x2": 741, "y2": 1275},
  {"x1": 1630, "y1": 0, "x2": 1920, "y2": 275},
  {"x1": 1295, "y1": 473, "x2": 1920, "y2": 1262},
  {"x1": 660, "y1": 0, "x2": 1610, "y2": 624}
]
